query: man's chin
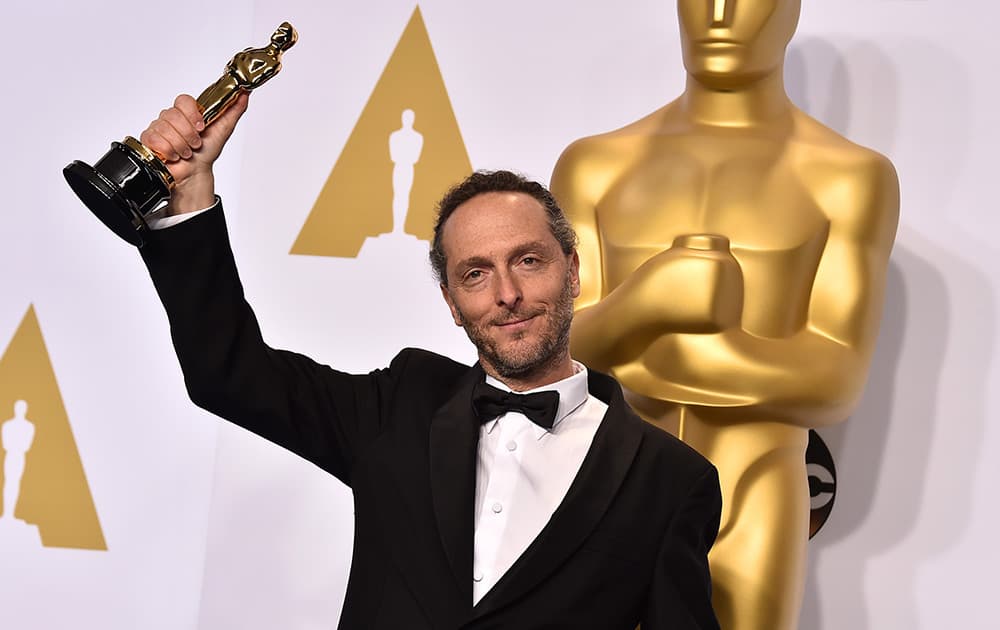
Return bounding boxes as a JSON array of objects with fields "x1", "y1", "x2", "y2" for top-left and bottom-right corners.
[{"x1": 483, "y1": 346, "x2": 544, "y2": 379}]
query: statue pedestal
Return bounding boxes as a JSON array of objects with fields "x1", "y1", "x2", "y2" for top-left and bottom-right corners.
[
  {"x1": 358, "y1": 231, "x2": 428, "y2": 259},
  {"x1": 0, "y1": 517, "x2": 42, "y2": 549}
]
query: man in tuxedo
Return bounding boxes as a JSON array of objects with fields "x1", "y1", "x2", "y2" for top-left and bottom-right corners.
[{"x1": 137, "y1": 92, "x2": 722, "y2": 629}]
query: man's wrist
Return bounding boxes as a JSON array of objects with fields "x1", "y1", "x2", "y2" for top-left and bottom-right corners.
[
  {"x1": 167, "y1": 172, "x2": 216, "y2": 216},
  {"x1": 147, "y1": 196, "x2": 220, "y2": 230}
]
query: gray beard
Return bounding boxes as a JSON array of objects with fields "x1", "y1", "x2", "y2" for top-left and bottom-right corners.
[{"x1": 457, "y1": 274, "x2": 575, "y2": 381}]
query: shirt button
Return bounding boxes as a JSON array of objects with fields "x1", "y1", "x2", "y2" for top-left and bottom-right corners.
[
  {"x1": 492, "y1": 502, "x2": 503, "y2": 514},
  {"x1": 473, "y1": 571, "x2": 483, "y2": 582},
  {"x1": 506, "y1": 441, "x2": 517, "y2": 452}
]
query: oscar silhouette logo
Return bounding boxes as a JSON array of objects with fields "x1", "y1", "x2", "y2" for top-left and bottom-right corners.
[
  {"x1": 291, "y1": 6, "x2": 472, "y2": 258},
  {"x1": 0, "y1": 306, "x2": 105, "y2": 551}
]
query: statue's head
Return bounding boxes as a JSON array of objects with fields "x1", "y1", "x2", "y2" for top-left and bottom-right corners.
[
  {"x1": 13, "y1": 400, "x2": 27, "y2": 417},
  {"x1": 271, "y1": 22, "x2": 298, "y2": 51},
  {"x1": 677, "y1": 0, "x2": 800, "y2": 88},
  {"x1": 401, "y1": 109, "x2": 416, "y2": 126}
]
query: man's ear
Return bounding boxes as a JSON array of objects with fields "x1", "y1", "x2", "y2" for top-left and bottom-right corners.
[
  {"x1": 440, "y1": 283, "x2": 464, "y2": 326},
  {"x1": 569, "y1": 250, "x2": 581, "y2": 299}
]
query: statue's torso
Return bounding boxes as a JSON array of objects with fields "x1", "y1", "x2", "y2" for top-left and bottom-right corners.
[
  {"x1": 597, "y1": 132, "x2": 830, "y2": 339},
  {"x1": 569, "y1": 110, "x2": 880, "y2": 459},
  {"x1": 229, "y1": 48, "x2": 280, "y2": 86}
]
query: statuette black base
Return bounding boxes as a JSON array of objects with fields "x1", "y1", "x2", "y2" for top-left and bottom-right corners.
[{"x1": 63, "y1": 141, "x2": 172, "y2": 247}]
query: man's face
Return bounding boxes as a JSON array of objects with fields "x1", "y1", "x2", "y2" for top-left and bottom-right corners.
[
  {"x1": 678, "y1": 0, "x2": 800, "y2": 87},
  {"x1": 439, "y1": 192, "x2": 580, "y2": 382}
]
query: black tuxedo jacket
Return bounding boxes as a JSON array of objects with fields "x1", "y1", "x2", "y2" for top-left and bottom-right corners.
[{"x1": 141, "y1": 205, "x2": 722, "y2": 629}]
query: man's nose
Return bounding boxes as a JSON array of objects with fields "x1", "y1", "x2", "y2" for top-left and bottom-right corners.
[
  {"x1": 494, "y1": 270, "x2": 522, "y2": 308},
  {"x1": 711, "y1": 0, "x2": 730, "y2": 27}
]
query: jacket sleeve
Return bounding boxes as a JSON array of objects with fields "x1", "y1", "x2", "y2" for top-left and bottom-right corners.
[
  {"x1": 140, "y1": 203, "x2": 402, "y2": 486},
  {"x1": 641, "y1": 463, "x2": 723, "y2": 629}
]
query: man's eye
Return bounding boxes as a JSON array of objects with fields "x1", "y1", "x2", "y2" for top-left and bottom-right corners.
[
  {"x1": 465, "y1": 270, "x2": 483, "y2": 281},
  {"x1": 522, "y1": 257, "x2": 537, "y2": 265}
]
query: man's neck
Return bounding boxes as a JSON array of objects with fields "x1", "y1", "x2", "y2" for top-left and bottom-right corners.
[
  {"x1": 483, "y1": 353, "x2": 576, "y2": 393},
  {"x1": 678, "y1": 69, "x2": 793, "y2": 129}
]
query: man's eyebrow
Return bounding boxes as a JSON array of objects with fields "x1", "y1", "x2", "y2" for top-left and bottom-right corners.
[
  {"x1": 454, "y1": 255, "x2": 493, "y2": 272},
  {"x1": 454, "y1": 241, "x2": 554, "y2": 272},
  {"x1": 508, "y1": 241, "x2": 552, "y2": 259}
]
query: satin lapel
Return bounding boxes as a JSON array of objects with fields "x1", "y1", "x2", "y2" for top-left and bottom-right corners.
[
  {"x1": 472, "y1": 370, "x2": 644, "y2": 618},
  {"x1": 428, "y1": 363, "x2": 484, "y2": 605}
]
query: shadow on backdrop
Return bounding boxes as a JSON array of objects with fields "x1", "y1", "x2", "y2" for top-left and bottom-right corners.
[{"x1": 791, "y1": 36, "x2": 988, "y2": 629}]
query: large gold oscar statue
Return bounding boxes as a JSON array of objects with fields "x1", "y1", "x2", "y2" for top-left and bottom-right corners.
[{"x1": 551, "y1": 1, "x2": 899, "y2": 627}]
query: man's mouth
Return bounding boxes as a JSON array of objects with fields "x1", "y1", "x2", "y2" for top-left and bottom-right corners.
[{"x1": 494, "y1": 314, "x2": 538, "y2": 331}]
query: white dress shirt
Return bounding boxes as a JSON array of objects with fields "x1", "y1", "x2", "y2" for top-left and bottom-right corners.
[
  {"x1": 472, "y1": 362, "x2": 607, "y2": 604},
  {"x1": 145, "y1": 200, "x2": 214, "y2": 230}
]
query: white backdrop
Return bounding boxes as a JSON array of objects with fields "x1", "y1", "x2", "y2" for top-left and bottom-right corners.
[{"x1": 0, "y1": 1, "x2": 996, "y2": 628}]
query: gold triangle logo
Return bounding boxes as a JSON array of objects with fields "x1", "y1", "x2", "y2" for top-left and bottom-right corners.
[
  {"x1": 291, "y1": 5, "x2": 472, "y2": 258},
  {"x1": 0, "y1": 305, "x2": 106, "y2": 550}
]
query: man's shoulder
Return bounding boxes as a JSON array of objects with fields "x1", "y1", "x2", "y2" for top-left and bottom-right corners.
[
  {"x1": 385, "y1": 347, "x2": 472, "y2": 389},
  {"x1": 390, "y1": 347, "x2": 469, "y2": 372},
  {"x1": 633, "y1": 416, "x2": 714, "y2": 475},
  {"x1": 585, "y1": 365, "x2": 715, "y2": 477},
  {"x1": 376, "y1": 348, "x2": 477, "y2": 416}
]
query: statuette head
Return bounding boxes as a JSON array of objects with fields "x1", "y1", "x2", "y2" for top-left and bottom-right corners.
[
  {"x1": 677, "y1": 0, "x2": 800, "y2": 88},
  {"x1": 271, "y1": 22, "x2": 298, "y2": 51}
]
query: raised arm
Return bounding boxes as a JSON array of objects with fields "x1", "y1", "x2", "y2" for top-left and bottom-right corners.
[{"x1": 137, "y1": 94, "x2": 398, "y2": 485}]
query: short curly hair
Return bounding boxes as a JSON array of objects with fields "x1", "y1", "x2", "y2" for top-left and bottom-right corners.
[{"x1": 430, "y1": 170, "x2": 578, "y2": 285}]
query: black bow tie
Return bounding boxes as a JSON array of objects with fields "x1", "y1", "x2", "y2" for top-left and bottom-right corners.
[{"x1": 471, "y1": 380, "x2": 561, "y2": 430}]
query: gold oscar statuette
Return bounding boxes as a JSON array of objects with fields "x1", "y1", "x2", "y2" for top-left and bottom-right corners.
[
  {"x1": 63, "y1": 22, "x2": 297, "y2": 247},
  {"x1": 552, "y1": 0, "x2": 900, "y2": 628}
]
